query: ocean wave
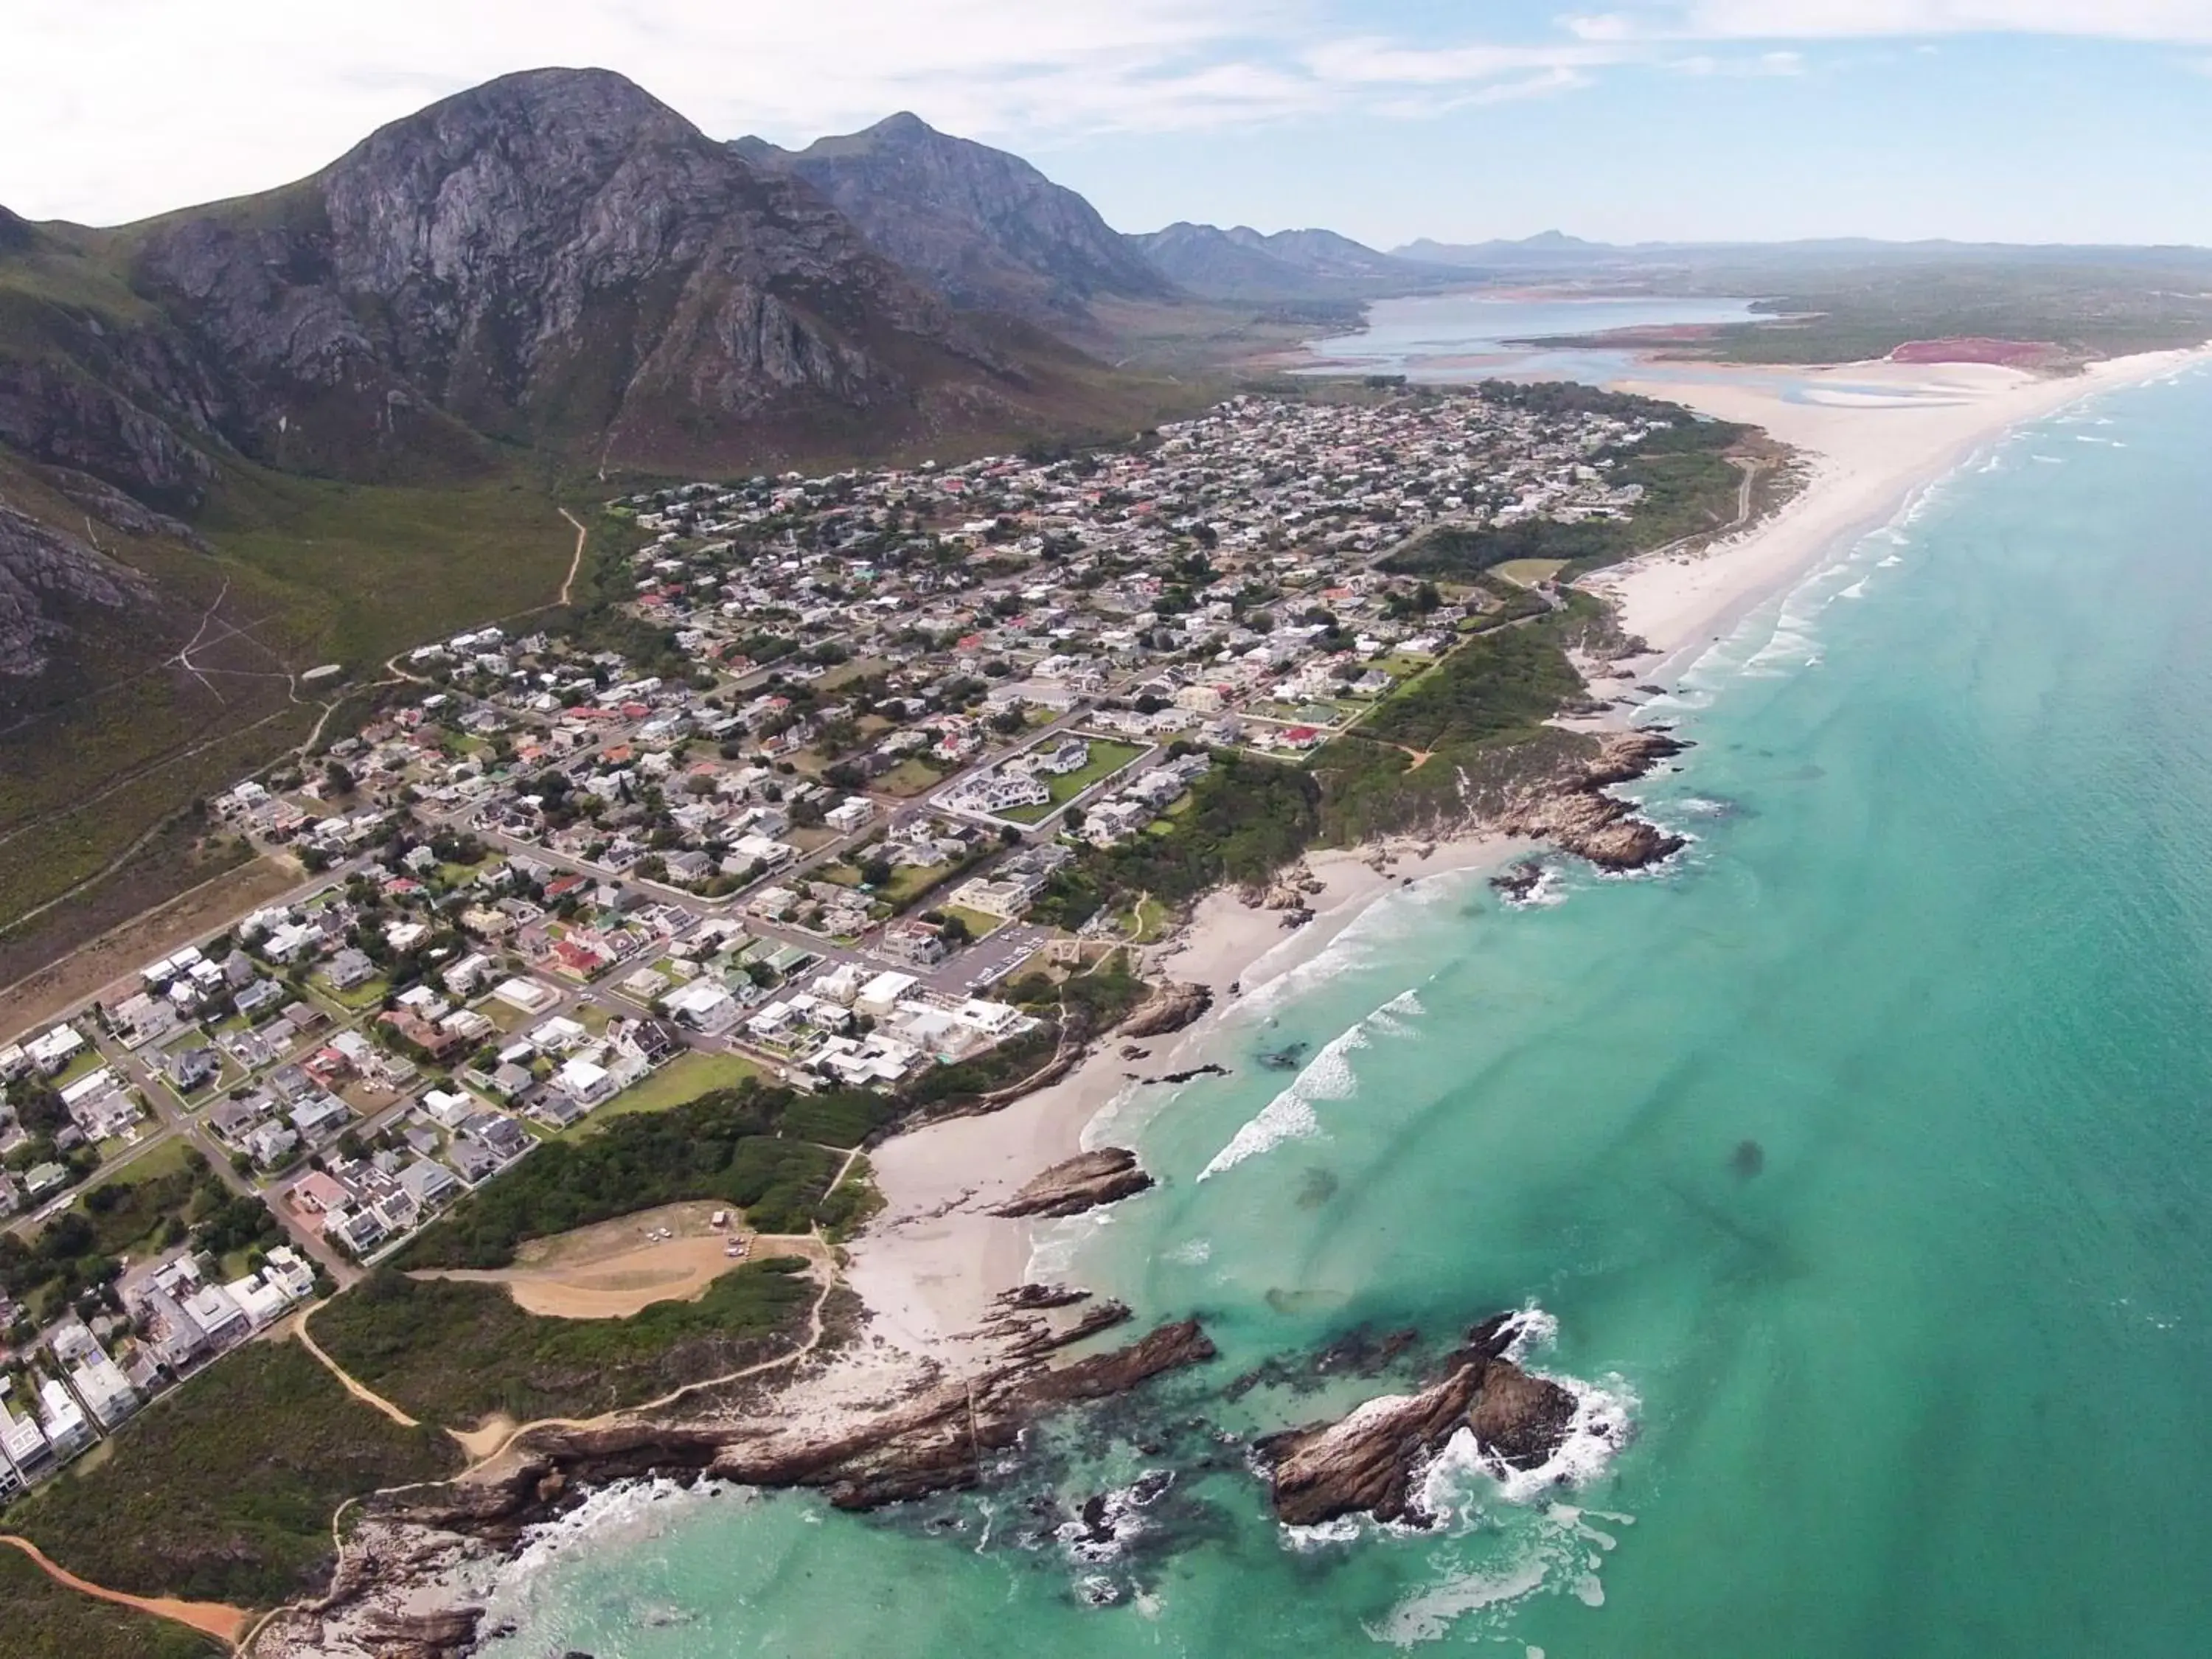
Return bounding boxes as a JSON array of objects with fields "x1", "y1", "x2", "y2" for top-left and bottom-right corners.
[
  {"x1": 1197, "y1": 984, "x2": 1431, "y2": 1180},
  {"x1": 1500, "y1": 864, "x2": 1568, "y2": 910},
  {"x1": 1025, "y1": 1206, "x2": 1117, "y2": 1281}
]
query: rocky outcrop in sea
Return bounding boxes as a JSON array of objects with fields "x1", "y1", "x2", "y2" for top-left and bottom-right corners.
[
  {"x1": 1256, "y1": 1312, "x2": 1586, "y2": 1528},
  {"x1": 991, "y1": 1147, "x2": 1155, "y2": 1218}
]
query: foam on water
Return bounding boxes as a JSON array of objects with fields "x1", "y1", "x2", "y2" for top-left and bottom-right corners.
[
  {"x1": 1198, "y1": 984, "x2": 1432, "y2": 1179},
  {"x1": 1195, "y1": 1029, "x2": 1359, "y2": 1179}
]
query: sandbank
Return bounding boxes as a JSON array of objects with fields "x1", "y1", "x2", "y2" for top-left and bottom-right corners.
[{"x1": 1587, "y1": 347, "x2": 2211, "y2": 676}]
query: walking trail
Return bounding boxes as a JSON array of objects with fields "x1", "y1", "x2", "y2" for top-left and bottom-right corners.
[{"x1": 0, "y1": 1531, "x2": 248, "y2": 1646}]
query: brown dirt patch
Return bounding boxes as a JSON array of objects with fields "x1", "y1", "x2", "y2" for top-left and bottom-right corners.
[
  {"x1": 0, "y1": 853, "x2": 299, "y2": 1037},
  {"x1": 412, "y1": 1201, "x2": 786, "y2": 1320}
]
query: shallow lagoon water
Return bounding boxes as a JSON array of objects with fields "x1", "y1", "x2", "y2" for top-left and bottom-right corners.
[
  {"x1": 1298, "y1": 292, "x2": 1764, "y2": 383},
  {"x1": 482, "y1": 368, "x2": 2212, "y2": 1656}
]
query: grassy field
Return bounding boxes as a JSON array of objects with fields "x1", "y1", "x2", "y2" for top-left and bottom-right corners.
[
  {"x1": 1492, "y1": 557, "x2": 1567, "y2": 587},
  {"x1": 308, "y1": 1258, "x2": 815, "y2": 1425},
  {"x1": 580, "y1": 1051, "x2": 766, "y2": 1134},
  {"x1": 0, "y1": 1549, "x2": 223, "y2": 1659},
  {"x1": 6, "y1": 1340, "x2": 461, "y2": 1607},
  {"x1": 945, "y1": 904, "x2": 1009, "y2": 940}
]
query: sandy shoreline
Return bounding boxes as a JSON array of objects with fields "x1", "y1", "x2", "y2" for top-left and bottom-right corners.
[
  {"x1": 845, "y1": 834, "x2": 1526, "y2": 1363},
  {"x1": 849, "y1": 341, "x2": 2212, "y2": 1364},
  {"x1": 1588, "y1": 347, "x2": 2211, "y2": 675}
]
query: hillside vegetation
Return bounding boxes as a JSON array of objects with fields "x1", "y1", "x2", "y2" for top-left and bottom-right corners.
[
  {"x1": 310, "y1": 1258, "x2": 815, "y2": 1425},
  {"x1": 7, "y1": 1340, "x2": 460, "y2": 1607}
]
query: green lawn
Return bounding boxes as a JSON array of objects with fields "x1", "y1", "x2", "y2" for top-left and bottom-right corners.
[
  {"x1": 576, "y1": 1050, "x2": 766, "y2": 1135},
  {"x1": 945, "y1": 904, "x2": 1009, "y2": 940},
  {"x1": 998, "y1": 739, "x2": 1146, "y2": 824},
  {"x1": 877, "y1": 758, "x2": 949, "y2": 797}
]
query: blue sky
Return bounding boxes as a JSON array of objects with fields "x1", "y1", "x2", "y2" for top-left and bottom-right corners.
[{"x1": 7, "y1": 0, "x2": 2212, "y2": 245}]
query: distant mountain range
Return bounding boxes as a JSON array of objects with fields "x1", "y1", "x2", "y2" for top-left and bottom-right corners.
[
  {"x1": 1124, "y1": 223, "x2": 1458, "y2": 302},
  {"x1": 10, "y1": 63, "x2": 2211, "y2": 701}
]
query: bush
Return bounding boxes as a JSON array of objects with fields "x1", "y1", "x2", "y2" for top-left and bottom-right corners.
[{"x1": 310, "y1": 1260, "x2": 815, "y2": 1425}]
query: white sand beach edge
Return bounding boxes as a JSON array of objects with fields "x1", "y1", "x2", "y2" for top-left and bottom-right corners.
[{"x1": 1588, "y1": 347, "x2": 2212, "y2": 673}]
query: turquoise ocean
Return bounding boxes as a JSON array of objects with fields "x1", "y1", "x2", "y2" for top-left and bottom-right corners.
[{"x1": 480, "y1": 364, "x2": 2212, "y2": 1658}]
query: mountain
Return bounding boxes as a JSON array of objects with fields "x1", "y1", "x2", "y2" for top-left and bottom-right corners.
[
  {"x1": 734, "y1": 113, "x2": 1177, "y2": 329},
  {"x1": 1394, "y1": 230, "x2": 1605, "y2": 270},
  {"x1": 1126, "y1": 222, "x2": 1458, "y2": 300},
  {"x1": 13, "y1": 71, "x2": 1152, "y2": 512}
]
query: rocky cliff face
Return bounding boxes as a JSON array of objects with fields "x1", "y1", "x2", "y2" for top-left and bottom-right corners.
[
  {"x1": 123, "y1": 70, "x2": 1043, "y2": 477},
  {"x1": 1, "y1": 69, "x2": 1121, "y2": 516},
  {"x1": 742, "y1": 113, "x2": 1178, "y2": 329},
  {"x1": 0, "y1": 500, "x2": 155, "y2": 677}
]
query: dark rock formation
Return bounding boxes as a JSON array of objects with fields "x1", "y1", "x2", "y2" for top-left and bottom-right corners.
[
  {"x1": 992, "y1": 1147, "x2": 1154, "y2": 1218},
  {"x1": 1119, "y1": 981, "x2": 1212, "y2": 1038},
  {"x1": 995, "y1": 1282, "x2": 1092, "y2": 1312},
  {"x1": 356, "y1": 1606, "x2": 483, "y2": 1659},
  {"x1": 1256, "y1": 1313, "x2": 1584, "y2": 1528},
  {"x1": 1130, "y1": 1063, "x2": 1230, "y2": 1086},
  {"x1": 740, "y1": 114, "x2": 1175, "y2": 330},
  {"x1": 1503, "y1": 728, "x2": 1691, "y2": 872},
  {"x1": 1489, "y1": 859, "x2": 1546, "y2": 901}
]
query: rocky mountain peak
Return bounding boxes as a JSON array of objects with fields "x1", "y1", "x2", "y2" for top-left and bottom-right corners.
[{"x1": 749, "y1": 112, "x2": 1175, "y2": 325}]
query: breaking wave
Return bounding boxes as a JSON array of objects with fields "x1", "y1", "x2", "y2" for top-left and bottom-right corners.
[{"x1": 1197, "y1": 986, "x2": 1427, "y2": 1180}]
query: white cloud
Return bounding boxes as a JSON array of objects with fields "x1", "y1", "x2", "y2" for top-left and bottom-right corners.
[
  {"x1": 1573, "y1": 0, "x2": 2212, "y2": 42},
  {"x1": 0, "y1": 0, "x2": 1312, "y2": 223}
]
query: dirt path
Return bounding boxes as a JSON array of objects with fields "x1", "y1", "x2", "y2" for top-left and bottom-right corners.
[
  {"x1": 288, "y1": 1306, "x2": 422, "y2": 1430},
  {"x1": 556, "y1": 507, "x2": 590, "y2": 607},
  {"x1": 0, "y1": 855, "x2": 298, "y2": 1037},
  {"x1": 0, "y1": 1532, "x2": 248, "y2": 1646}
]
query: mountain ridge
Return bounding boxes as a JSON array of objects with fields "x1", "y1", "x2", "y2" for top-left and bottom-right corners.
[{"x1": 734, "y1": 112, "x2": 1178, "y2": 330}]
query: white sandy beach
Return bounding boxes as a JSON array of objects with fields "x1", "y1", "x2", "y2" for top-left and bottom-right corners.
[{"x1": 1589, "y1": 347, "x2": 2211, "y2": 673}]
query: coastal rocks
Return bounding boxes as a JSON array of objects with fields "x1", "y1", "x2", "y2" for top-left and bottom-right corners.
[
  {"x1": 999, "y1": 1300, "x2": 1134, "y2": 1360},
  {"x1": 383, "y1": 1318, "x2": 1222, "y2": 1540},
  {"x1": 1127, "y1": 1062, "x2": 1230, "y2": 1086},
  {"x1": 356, "y1": 1606, "x2": 485, "y2": 1659},
  {"x1": 1020, "y1": 1318, "x2": 1217, "y2": 1405},
  {"x1": 992, "y1": 1148, "x2": 1155, "y2": 1219},
  {"x1": 1489, "y1": 859, "x2": 1546, "y2": 902},
  {"x1": 1118, "y1": 981, "x2": 1213, "y2": 1039},
  {"x1": 1503, "y1": 728, "x2": 1690, "y2": 873},
  {"x1": 1255, "y1": 1314, "x2": 1582, "y2": 1528},
  {"x1": 997, "y1": 1283, "x2": 1093, "y2": 1312}
]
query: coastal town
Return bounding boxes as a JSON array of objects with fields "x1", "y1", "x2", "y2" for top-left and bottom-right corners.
[{"x1": 0, "y1": 383, "x2": 1690, "y2": 1503}]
